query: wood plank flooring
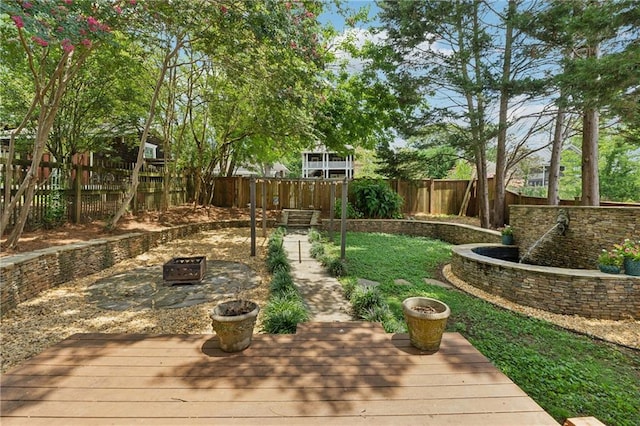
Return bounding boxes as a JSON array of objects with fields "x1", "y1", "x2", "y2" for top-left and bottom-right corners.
[{"x1": 1, "y1": 322, "x2": 558, "y2": 425}]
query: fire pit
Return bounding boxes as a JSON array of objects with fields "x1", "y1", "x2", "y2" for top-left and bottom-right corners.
[{"x1": 163, "y1": 256, "x2": 207, "y2": 284}]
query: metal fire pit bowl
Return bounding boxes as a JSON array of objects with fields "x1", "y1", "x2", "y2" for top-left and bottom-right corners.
[{"x1": 163, "y1": 256, "x2": 207, "y2": 284}]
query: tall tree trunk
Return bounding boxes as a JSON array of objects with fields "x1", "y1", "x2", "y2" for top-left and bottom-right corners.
[
  {"x1": 492, "y1": 0, "x2": 515, "y2": 228},
  {"x1": 581, "y1": 42, "x2": 600, "y2": 207},
  {"x1": 546, "y1": 106, "x2": 566, "y2": 205},
  {"x1": 106, "y1": 38, "x2": 184, "y2": 230},
  {"x1": 161, "y1": 61, "x2": 178, "y2": 212},
  {"x1": 581, "y1": 107, "x2": 600, "y2": 206}
]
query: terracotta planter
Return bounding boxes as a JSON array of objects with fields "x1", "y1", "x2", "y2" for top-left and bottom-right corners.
[
  {"x1": 402, "y1": 297, "x2": 450, "y2": 354},
  {"x1": 210, "y1": 300, "x2": 259, "y2": 352}
]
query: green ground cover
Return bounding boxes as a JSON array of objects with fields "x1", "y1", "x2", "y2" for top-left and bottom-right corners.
[{"x1": 325, "y1": 232, "x2": 640, "y2": 426}]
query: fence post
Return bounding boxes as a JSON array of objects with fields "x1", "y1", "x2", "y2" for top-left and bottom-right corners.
[
  {"x1": 429, "y1": 179, "x2": 435, "y2": 214},
  {"x1": 250, "y1": 178, "x2": 256, "y2": 257},
  {"x1": 261, "y1": 179, "x2": 267, "y2": 238},
  {"x1": 329, "y1": 182, "x2": 335, "y2": 242},
  {"x1": 73, "y1": 163, "x2": 82, "y2": 223},
  {"x1": 340, "y1": 178, "x2": 348, "y2": 261}
]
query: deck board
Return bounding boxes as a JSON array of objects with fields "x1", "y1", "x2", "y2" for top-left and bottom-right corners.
[{"x1": 1, "y1": 323, "x2": 558, "y2": 425}]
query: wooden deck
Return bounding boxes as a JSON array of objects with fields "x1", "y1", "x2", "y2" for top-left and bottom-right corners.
[{"x1": 1, "y1": 322, "x2": 558, "y2": 425}]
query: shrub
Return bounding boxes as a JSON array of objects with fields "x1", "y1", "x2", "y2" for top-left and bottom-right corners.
[
  {"x1": 341, "y1": 277, "x2": 358, "y2": 300},
  {"x1": 261, "y1": 294, "x2": 309, "y2": 334},
  {"x1": 270, "y1": 269, "x2": 296, "y2": 294},
  {"x1": 309, "y1": 241, "x2": 325, "y2": 259},
  {"x1": 327, "y1": 257, "x2": 348, "y2": 277},
  {"x1": 267, "y1": 250, "x2": 290, "y2": 273},
  {"x1": 351, "y1": 179, "x2": 403, "y2": 219},
  {"x1": 308, "y1": 228, "x2": 322, "y2": 243},
  {"x1": 350, "y1": 285, "x2": 385, "y2": 318},
  {"x1": 268, "y1": 231, "x2": 285, "y2": 256},
  {"x1": 334, "y1": 198, "x2": 362, "y2": 219}
]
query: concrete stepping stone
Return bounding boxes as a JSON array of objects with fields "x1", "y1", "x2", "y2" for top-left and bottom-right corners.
[{"x1": 423, "y1": 277, "x2": 454, "y2": 289}]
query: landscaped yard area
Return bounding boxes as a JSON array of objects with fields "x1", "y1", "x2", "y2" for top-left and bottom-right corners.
[{"x1": 323, "y1": 232, "x2": 640, "y2": 426}]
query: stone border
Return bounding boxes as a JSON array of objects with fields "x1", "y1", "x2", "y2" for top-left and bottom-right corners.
[
  {"x1": 450, "y1": 244, "x2": 639, "y2": 320},
  {"x1": 0, "y1": 220, "x2": 275, "y2": 316},
  {"x1": 320, "y1": 219, "x2": 500, "y2": 245}
]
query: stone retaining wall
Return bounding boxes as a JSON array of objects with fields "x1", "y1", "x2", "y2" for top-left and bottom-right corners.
[
  {"x1": 510, "y1": 206, "x2": 640, "y2": 269},
  {"x1": 451, "y1": 244, "x2": 640, "y2": 320},
  {"x1": 0, "y1": 220, "x2": 274, "y2": 317},
  {"x1": 320, "y1": 219, "x2": 500, "y2": 245}
]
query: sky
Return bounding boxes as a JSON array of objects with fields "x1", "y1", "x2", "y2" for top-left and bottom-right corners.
[{"x1": 318, "y1": 0, "x2": 380, "y2": 32}]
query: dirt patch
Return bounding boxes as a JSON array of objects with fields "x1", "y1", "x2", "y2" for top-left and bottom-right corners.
[{"x1": 1, "y1": 205, "x2": 279, "y2": 257}]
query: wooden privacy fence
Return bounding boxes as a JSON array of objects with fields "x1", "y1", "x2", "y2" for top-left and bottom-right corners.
[
  {"x1": 211, "y1": 177, "x2": 639, "y2": 219},
  {"x1": 211, "y1": 177, "x2": 476, "y2": 216},
  {"x1": 1, "y1": 160, "x2": 187, "y2": 231}
]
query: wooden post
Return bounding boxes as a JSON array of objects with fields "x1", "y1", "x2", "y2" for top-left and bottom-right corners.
[
  {"x1": 250, "y1": 178, "x2": 256, "y2": 257},
  {"x1": 329, "y1": 182, "x2": 336, "y2": 242},
  {"x1": 340, "y1": 178, "x2": 348, "y2": 261},
  {"x1": 429, "y1": 178, "x2": 435, "y2": 214},
  {"x1": 261, "y1": 179, "x2": 267, "y2": 238},
  {"x1": 73, "y1": 163, "x2": 82, "y2": 223}
]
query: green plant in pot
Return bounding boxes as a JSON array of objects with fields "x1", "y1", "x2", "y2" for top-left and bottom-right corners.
[
  {"x1": 500, "y1": 225, "x2": 514, "y2": 245},
  {"x1": 597, "y1": 248, "x2": 623, "y2": 274},
  {"x1": 210, "y1": 299, "x2": 260, "y2": 352},
  {"x1": 615, "y1": 239, "x2": 640, "y2": 276}
]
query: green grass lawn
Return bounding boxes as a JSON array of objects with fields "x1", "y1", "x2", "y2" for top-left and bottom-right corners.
[{"x1": 327, "y1": 232, "x2": 640, "y2": 426}]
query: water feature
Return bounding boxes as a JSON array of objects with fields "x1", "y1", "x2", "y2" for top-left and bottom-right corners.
[
  {"x1": 519, "y1": 209, "x2": 570, "y2": 264},
  {"x1": 450, "y1": 206, "x2": 639, "y2": 320}
]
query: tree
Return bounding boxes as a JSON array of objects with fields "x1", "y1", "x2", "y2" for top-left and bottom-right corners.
[
  {"x1": 598, "y1": 134, "x2": 640, "y2": 202},
  {"x1": 0, "y1": 0, "x2": 129, "y2": 247},
  {"x1": 377, "y1": 0, "x2": 499, "y2": 227},
  {"x1": 522, "y1": 0, "x2": 640, "y2": 206}
]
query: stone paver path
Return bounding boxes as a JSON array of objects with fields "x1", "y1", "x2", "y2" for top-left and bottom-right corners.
[
  {"x1": 87, "y1": 261, "x2": 260, "y2": 310},
  {"x1": 282, "y1": 231, "x2": 352, "y2": 322}
]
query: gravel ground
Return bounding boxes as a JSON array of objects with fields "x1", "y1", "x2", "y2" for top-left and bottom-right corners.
[
  {"x1": 443, "y1": 265, "x2": 640, "y2": 350},
  {"x1": 1, "y1": 228, "x2": 271, "y2": 373}
]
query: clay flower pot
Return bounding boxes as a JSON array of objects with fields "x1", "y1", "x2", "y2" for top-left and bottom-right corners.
[
  {"x1": 210, "y1": 300, "x2": 259, "y2": 352},
  {"x1": 402, "y1": 297, "x2": 450, "y2": 354}
]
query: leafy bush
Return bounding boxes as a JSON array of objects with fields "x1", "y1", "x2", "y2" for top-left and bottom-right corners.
[
  {"x1": 43, "y1": 188, "x2": 66, "y2": 229},
  {"x1": 263, "y1": 229, "x2": 308, "y2": 334},
  {"x1": 350, "y1": 285, "x2": 385, "y2": 318},
  {"x1": 267, "y1": 250, "x2": 290, "y2": 273},
  {"x1": 268, "y1": 229, "x2": 285, "y2": 256},
  {"x1": 334, "y1": 198, "x2": 362, "y2": 219},
  {"x1": 309, "y1": 241, "x2": 325, "y2": 258},
  {"x1": 341, "y1": 277, "x2": 358, "y2": 300},
  {"x1": 261, "y1": 293, "x2": 309, "y2": 334},
  {"x1": 350, "y1": 179, "x2": 403, "y2": 219},
  {"x1": 327, "y1": 257, "x2": 348, "y2": 277},
  {"x1": 307, "y1": 228, "x2": 322, "y2": 242},
  {"x1": 270, "y1": 269, "x2": 296, "y2": 294}
]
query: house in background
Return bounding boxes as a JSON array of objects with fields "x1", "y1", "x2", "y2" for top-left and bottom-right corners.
[
  {"x1": 525, "y1": 144, "x2": 581, "y2": 187},
  {"x1": 302, "y1": 145, "x2": 354, "y2": 178}
]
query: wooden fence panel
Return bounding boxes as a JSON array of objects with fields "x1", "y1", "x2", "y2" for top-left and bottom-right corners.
[{"x1": 1, "y1": 160, "x2": 187, "y2": 230}]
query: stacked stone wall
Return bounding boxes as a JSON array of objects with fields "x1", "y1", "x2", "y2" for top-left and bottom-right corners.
[
  {"x1": 320, "y1": 219, "x2": 499, "y2": 245},
  {"x1": 510, "y1": 206, "x2": 640, "y2": 269},
  {"x1": 0, "y1": 220, "x2": 263, "y2": 317},
  {"x1": 451, "y1": 245, "x2": 639, "y2": 320}
]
